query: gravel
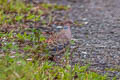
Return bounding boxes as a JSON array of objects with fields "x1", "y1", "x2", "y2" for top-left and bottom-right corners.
[{"x1": 31, "y1": 0, "x2": 120, "y2": 79}]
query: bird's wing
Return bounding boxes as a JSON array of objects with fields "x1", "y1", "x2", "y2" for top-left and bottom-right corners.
[
  {"x1": 46, "y1": 29, "x2": 70, "y2": 53},
  {"x1": 47, "y1": 30, "x2": 69, "y2": 44}
]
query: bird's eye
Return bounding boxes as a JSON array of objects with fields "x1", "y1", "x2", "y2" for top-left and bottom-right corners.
[{"x1": 64, "y1": 26, "x2": 68, "y2": 29}]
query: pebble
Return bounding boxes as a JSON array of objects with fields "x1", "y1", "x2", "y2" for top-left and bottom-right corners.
[
  {"x1": 26, "y1": 58, "x2": 32, "y2": 61},
  {"x1": 31, "y1": 0, "x2": 120, "y2": 79}
]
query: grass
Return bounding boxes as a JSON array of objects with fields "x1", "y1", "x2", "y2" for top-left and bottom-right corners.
[
  {"x1": 0, "y1": 55, "x2": 108, "y2": 80},
  {"x1": 0, "y1": 0, "x2": 70, "y2": 25},
  {"x1": 0, "y1": 0, "x2": 118, "y2": 80},
  {"x1": 0, "y1": 27, "x2": 110, "y2": 80}
]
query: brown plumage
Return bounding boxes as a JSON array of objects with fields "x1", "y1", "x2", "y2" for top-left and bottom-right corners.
[{"x1": 45, "y1": 21, "x2": 72, "y2": 55}]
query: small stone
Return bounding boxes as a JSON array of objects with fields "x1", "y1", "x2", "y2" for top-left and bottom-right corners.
[
  {"x1": 10, "y1": 56, "x2": 15, "y2": 58},
  {"x1": 26, "y1": 58, "x2": 32, "y2": 61},
  {"x1": 10, "y1": 51, "x2": 16, "y2": 54},
  {"x1": 56, "y1": 26, "x2": 63, "y2": 29},
  {"x1": 82, "y1": 18, "x2": 87, "y2": 21},
  {"x1": 81, "y1": 51, "x2": 88, "y2": 54},
  {"x1": 12, "y1": 42, "x2": 16, "y2": 45},
  {"x1": 0, "y1": 54, "x2": 5, "y2": 57},
  {"x1": 17, "y1": 61, "x2": 21, "y2": 65},
  {"x1": 84, "y1": 22, "x2": 88, "y2": 24}
]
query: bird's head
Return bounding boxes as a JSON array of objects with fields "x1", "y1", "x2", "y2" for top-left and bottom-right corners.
[{"x1": 63, "y1": 20, "x2": 73, "y2": 29}]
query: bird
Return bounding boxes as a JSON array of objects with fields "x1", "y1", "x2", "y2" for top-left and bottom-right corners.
[{"x1": 45, "y1": 20, "x2": 72, "y2": 55}]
